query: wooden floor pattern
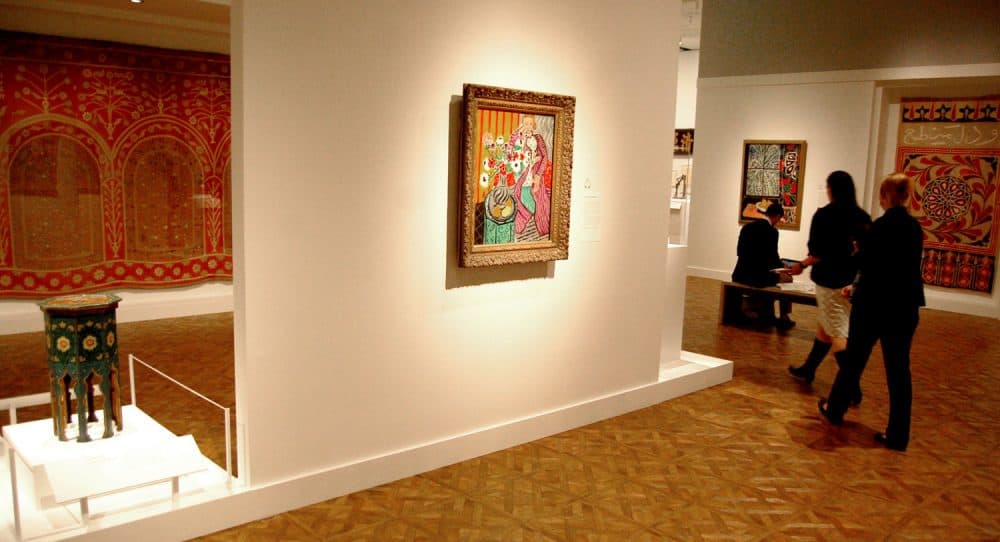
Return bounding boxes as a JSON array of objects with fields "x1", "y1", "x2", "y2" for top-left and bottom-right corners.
[{"x1": 2, "y1": 277, "x2": 998, "y2": 540}]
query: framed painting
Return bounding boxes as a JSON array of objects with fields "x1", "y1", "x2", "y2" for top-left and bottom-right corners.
[
  {"x1": 460, "y1": 84, "x2": 576, "y2": 267},
  {"x1": 674, "y1": 129, "x2": 694, "y2": 155},
  {"x1": 738, "y1": 140, "x2": 806, "y2": 230}
]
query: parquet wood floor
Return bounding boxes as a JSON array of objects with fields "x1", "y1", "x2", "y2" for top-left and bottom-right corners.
[{"x1": 2, "y1": 277, "x2": 997, "y2": 540}]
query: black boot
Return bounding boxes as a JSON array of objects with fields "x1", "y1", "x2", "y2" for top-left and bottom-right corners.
[
  {"x1": 788, "y1": 339, "x2": 831, "y2": 384},
  {"x1": 833, "y1": 350, "x2": 863, "y2": 406}
]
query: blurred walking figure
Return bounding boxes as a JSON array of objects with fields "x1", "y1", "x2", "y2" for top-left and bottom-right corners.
[
  {"x1": 788, "y1": 171, "x2": 870, "y2": 404},
  {"x1": 819, "y1": 173, "x2": 925, "y2": 452}
]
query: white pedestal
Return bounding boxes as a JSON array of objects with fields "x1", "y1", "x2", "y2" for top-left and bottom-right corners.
[{"x1": 2, "y1": 405, "x2": 227, "y2": 541}]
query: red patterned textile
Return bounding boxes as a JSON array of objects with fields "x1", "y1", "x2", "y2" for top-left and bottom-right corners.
[
  {"x1": 0, "y1": 32, "x2": 232, "y2": 298},
  {"x1": 895, "y1": 96, "x2": 1000, "y2": 293}
]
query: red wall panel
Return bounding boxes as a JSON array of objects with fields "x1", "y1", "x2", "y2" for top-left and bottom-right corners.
[{"x1": 0, "y1": 32, "x2": 232, "y2": 298}]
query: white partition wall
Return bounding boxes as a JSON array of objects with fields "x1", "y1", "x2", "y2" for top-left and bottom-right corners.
[
  {"x1": 2, "y1": 2, "x2": 727, "y2": 538},
  {"x1": 234, "y1": 0, "x2": 682, "y2": 487},
  {"x1": 687, "y1": 80, "x2": 876, "y2": 280}
]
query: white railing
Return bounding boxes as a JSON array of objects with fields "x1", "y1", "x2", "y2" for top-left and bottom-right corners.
[
  {"x1": 128, "y1": 354, "x2": 233, "y2": 484},
  {"x1": 1, "y1": 392, "x2": 49, "y2": 426},
  {"x1": 1, "y1": 388, "x2": 105, "y2": 425},
  {"x1": 0, "y1": 355, "x2": 233, "y2": 482}
]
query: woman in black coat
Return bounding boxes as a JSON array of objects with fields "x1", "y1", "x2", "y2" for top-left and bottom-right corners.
[
  {"x1": 819, "y1": 173, "x2": 925, "y2": 451},
  {"x1": 788, "y1": 172, "x2": 871, "y2": 390}
]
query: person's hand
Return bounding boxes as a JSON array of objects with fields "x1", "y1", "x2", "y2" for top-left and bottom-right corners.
[
  {"x1": 778, "y1": 272, "x2": 793, "y2": 283},
  {"x1": 787, "y1": 262, "x2": 804, "y2": 275}
]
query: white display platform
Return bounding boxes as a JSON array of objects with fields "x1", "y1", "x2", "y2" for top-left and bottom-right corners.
[{"x1": 1, "y1": 405, "x2": 230, "y2": 541}]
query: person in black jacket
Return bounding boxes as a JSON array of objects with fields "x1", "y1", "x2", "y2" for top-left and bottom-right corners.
[
  {"x1": 788, "y1": 172, "x2": 871, "y2": 393},
  {"x1": 819, "y1": 173, "x2": 925, "y2": 452},
  {"x1": 732, "y1": 202, "x2": 794, "y2": 326}
]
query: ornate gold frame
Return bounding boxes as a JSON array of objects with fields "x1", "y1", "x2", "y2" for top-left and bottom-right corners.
[{"x1": 460, "y1": 84, "x2": 575, "y2": 267}]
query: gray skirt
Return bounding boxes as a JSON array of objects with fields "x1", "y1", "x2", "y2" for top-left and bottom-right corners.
[{"x1": 814, "y1": 284, "x2": 851, "y2": 338}]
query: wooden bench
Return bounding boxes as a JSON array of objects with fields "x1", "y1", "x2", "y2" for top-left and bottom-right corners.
[{"x1": 719, "y1": 281, "x2": 817, "y2": 325}]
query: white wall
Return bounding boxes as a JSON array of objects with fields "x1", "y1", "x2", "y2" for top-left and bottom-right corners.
[
  {"x1": 675, "y1": 50, "x2": 699, "y2": 128},
  {"x1": 688, "y1": 79, "x2": 875, "y2": 278},
  {"x1": 670, "y1": 50, "x2": 698, "y2": 243},
  {"x1": 687, "y1": 67, "x2": 1000, "y2": 318},
  {"x1": 234, "y1": 0, "x2": 679, "y2": 485},
  {"x1": 691, "y1": 0, "x2": 1000, "y2": 318}
]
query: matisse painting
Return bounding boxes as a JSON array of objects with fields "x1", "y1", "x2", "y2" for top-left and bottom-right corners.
[{"x1": 460, "y1": 85, "x2": 575, "y2": 267}]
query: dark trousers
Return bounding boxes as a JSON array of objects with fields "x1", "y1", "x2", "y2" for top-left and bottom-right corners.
[
  {"x1": 742, "y1": 294, "x2": 791, "y2": 320},
  {"x1": 828, "y1": 302, "x2": 918, "y2": 448}
]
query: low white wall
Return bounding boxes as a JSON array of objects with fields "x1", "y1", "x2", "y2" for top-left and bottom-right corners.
[{"x1": 0, "y1": 284, "x2": 233, "y2": 335}]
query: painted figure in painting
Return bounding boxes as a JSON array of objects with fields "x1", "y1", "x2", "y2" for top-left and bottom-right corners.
[
  {"x1": 788, "y1": 171, "x2": 871, "y2": 399},
  {"x1": 510, "y1": 115, "x2": 552, "y2": 241}
]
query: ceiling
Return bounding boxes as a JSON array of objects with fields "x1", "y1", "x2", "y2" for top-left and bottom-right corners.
[
  {"x1": 17, "y1": 0, "x2": 698, "y2": 51},
  {"x1": 39, "y1": 0, "x2": 229, "y2": 26}
]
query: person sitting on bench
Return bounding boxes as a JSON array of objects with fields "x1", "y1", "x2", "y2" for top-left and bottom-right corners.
[{"x1": 732, "y1": 202, "x2": 795, "y2": 328}]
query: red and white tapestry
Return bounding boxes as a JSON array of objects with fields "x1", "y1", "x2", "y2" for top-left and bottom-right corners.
[
  {"x1": 0, "y1": 32, "x2": 232, "y2": 298},
  {"x1": 895, "y1": 96, "x2": 1000, "y2": 293}
]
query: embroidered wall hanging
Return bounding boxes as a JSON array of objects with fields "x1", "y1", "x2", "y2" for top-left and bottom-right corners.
[
  {"x1": 0, "y1": 31, "x2": 232, "y2": 298},
  {"x1": 895, "y1": 96, "x2": 999, "y2": 293}
]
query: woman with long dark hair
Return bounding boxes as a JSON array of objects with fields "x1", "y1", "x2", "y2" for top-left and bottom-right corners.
[
  {"x1": 788, "y1": 171, "x2": 871, "y2": 399},
  {"x1": 819, "y1": 173, "x2": 925, "y2": 451}
]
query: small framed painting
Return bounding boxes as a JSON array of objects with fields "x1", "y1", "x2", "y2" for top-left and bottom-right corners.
[
  {"x1": 674, "y1": 129, "x2": 694, "y2": 155},
  {"x1": 460, "y1": 84, "x2": 576, "y2": 266},
  {"x1": 739, "y1": 140, "x2": 806, "y2": 230}
]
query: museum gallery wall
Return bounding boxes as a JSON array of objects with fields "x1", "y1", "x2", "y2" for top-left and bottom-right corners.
[
  {"x1": 0, "y1": 31, "x2": 232, "y2": 298},
  {"x1": 895, "y1": 95, "x2": 999, "y2": 293}
]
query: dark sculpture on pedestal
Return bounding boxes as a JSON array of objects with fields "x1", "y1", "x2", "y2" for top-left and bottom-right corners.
[{"x1": 39, "y1": 294, "x2": 123, "y2": 442}]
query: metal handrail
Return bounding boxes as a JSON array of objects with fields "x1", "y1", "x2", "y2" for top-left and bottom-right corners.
[
  {"x1": 129, "y1": 354, "x2": 233, "y2": 483},
  {"x1": 1, "y1": 356, "x2": 234, "y2": 483},
  {"x1": 1, "y1": 388, "x2": 102, "y2": 425}
]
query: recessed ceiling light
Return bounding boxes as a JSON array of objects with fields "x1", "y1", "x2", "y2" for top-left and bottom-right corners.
[{"x1": 130, "y1": 0, "x2": 143, "y2": 4}]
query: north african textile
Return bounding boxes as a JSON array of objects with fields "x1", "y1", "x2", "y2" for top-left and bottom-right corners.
[
  {"x1": 0, "y1": 31, "x2": 232, "y2": 298},
  {"x1": 895, "y1": 96, "x2": 1000, "y2": 292}
]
